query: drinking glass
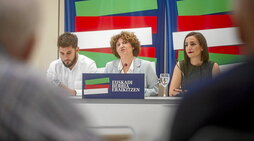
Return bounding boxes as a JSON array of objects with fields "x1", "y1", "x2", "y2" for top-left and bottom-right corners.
[{"x1": 160, "y1": 73, "x2": 170, "y2": 97}]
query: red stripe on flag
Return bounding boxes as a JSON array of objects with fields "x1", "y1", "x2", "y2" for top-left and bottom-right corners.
[
  {"x1": 85, "y1": 84, "x2": 110, "y2": 89},
  {"x1": 177, "y1": 15, "x2": 234, "y2": 31},
  {"x1": 208, "y1": 46, "x2": 241, "y2": 55},
  {"x1": 80, "y1": 47, "x2": 156, "y2": 58},
  {"x1": 139, "y1": 47, "x2": 156, "y2": 57},
  {"x1": 176, "y1": 46, "x2": 241, "y2": 55},
  {"x1": 75, "y1": 16, "x2": 157, "y2": 33},
  {"x1": 80, "y1": 48, "x2": 112, "y2": 54}
]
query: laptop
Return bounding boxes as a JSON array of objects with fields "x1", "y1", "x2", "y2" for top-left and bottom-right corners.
[{"x1": 82, "y1": 73, "x2": 144, "y2": 99}]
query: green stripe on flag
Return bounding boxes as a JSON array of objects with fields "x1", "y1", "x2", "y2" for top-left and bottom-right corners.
[
  {"x1": 177, "y1": 0, "x2": 232, "y2": 16},
  {"x1": 138, "y1": 56, "x2": 157, "y2": 63},
  {"x1": 79, "y1": 51, "x2": 117, "y2": 68},
  {"x1": 178, "y1": 51, "x2": 244, "y2": 65},
  {"x1": 85, "y1": 77, "x2": 110, "y2": 85},
  {"x1": 209, "y1": 53, "x2": 244, "y2": 65},
  {"x1": 75, "y1": 0, "x2": 158, "y2": 16},
  {"x1": 79, "y1": 51, "x2": 157, "y2": 68}
]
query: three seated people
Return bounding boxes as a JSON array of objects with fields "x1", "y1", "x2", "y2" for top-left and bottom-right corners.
[{"x1": 47, "y1": 31, "x2": 220, "y2": 97}]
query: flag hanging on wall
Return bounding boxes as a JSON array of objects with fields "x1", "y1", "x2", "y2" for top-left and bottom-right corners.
[
  {"x1": 65, "y1": 0, "x2": 165, "y2": 74},
  {"x1": 172, "y1": 0, "x2": 243, "y2": 70}
]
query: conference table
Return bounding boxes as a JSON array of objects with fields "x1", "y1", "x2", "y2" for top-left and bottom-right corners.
[{"x1": 70, "y1": 96, "x2": 181, "y2": 141}]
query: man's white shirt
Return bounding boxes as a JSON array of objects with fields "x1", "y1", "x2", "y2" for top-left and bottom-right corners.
[{"x1": 47, "y1": 54, "x2": 97, "y2": 95}]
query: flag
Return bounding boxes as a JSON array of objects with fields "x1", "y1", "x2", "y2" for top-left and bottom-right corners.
[
  {"x1": 84, "y1": 77, "x2": 110, "y2": 95},
  {"x1": 173, "y1": 0, "x2": 243, "y2": 69},
  {"x1": 65, "y1": 0, "x2": 165, "y2": 74}
]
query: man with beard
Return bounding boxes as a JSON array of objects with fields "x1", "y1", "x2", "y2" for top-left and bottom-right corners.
[{"x1": 47, "y1": 32, "x2": 97, "y2": 96}]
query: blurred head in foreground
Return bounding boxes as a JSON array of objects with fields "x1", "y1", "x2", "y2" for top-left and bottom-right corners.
[
  {"x1": 0, "y1": 0, "x2": 100, "y2": 140},
  {"x1": 0, "y1": 0, "x2": 39, "y2": 61},
  {"x1": 234, "y1": 0, "x2": 254, "y2": 54}
]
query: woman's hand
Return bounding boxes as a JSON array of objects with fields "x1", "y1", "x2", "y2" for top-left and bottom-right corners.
[
  {"x1": 170, "y1": 88, "x2": 188, "y2": 96},
  {"x1": 170, "y1": 88, "x2": 183, "y2": 96}
]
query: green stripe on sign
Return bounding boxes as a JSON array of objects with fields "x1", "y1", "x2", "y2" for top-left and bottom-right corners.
[
  {"x1": 177, "y1": 0, "x2": 232, "y2": 16},
  {"x1": 75, "y1": 0, "x2": 158, "y2": 16},
  {"x1": 178, "y1": 51, "x2": 244, "y2": 65},
  {"x1": 85, "y1": 77, "x2": 110, "y2": 85}
]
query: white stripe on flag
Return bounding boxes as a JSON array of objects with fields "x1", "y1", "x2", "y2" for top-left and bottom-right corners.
[
  {"x1": 84, "y1": 88, "x2": 108, "y2": 95},
  {"x1": 74, "y1": 27, "x2": 153, "y2": 49},
  {"x1": 172, "y1": 27, "x2": 243, "y2": 50}
]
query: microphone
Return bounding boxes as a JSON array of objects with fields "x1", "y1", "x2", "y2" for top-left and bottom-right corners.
[{"x1": 119, "y1": 63, "x2": 128, "y2": 73}]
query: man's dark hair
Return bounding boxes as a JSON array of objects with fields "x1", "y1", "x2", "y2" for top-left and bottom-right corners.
[{"x1": 57, "y1": 32, "x2": 78, "y2": 48}]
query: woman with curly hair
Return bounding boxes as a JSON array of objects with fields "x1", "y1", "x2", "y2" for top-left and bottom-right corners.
[{"x1": 104, "y1": 31, "x2": 158, "y2": 96}]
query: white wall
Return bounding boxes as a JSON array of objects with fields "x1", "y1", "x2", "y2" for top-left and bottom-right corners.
[{"x1": 29, "y1": 0, "x2": 64, "y2": 72}]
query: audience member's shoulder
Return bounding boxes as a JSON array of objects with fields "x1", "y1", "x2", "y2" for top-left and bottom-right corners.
[
  {"x1": 7, "y1": 59, "x2": 68, "y2": 98},
  {"x1": 221, "y1": 58, "x2": 254, "y2": 76}
]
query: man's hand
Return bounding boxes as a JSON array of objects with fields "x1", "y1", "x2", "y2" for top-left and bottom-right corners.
[{"x1": 59, "y1": 83, "x2": 77, "y2": 96}]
